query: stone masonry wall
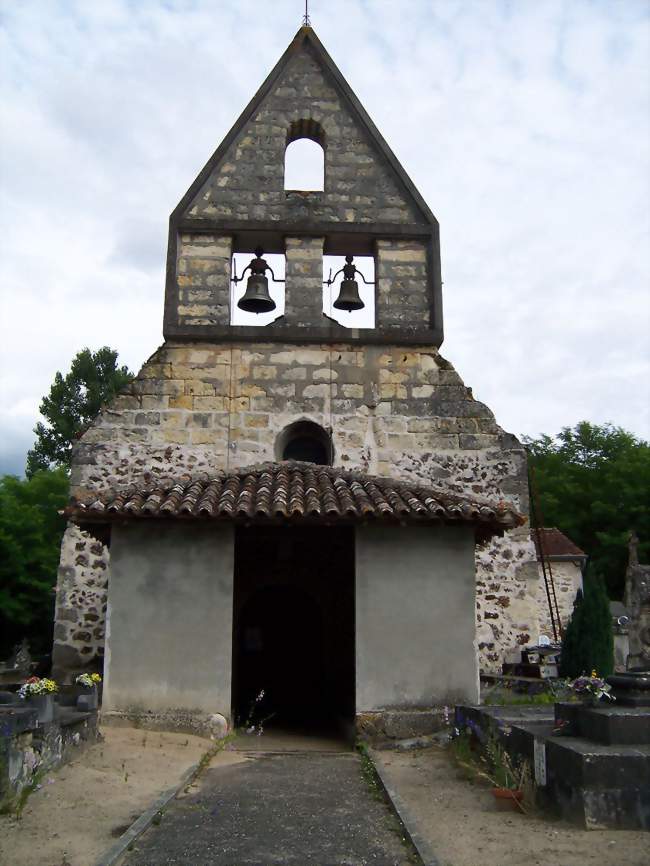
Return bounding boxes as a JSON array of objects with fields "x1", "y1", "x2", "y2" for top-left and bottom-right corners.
[
  {"x1": 285, "y1": 236, "x2": 324, "y2": 326},
  {"x1": 70, "y1": 342, "x2": 525, "y2": 498},
  {"x1": 376, "y1": 239, "x2": 430, "y2": 330},
  {"x1": 177, "y1": 234, "x2": 232, "y2": 328},
  {"x1": 536, "y1": 560, "x2": 583, "y2": 640},
  {"x1": 52, "y1": 524, "x2": 108, "y2": 679},
  {"x1": 475, "y1": 536, "x2": 540, "y2": 669},
  {"x1": 185, "y1": 45, "x2": 425, "y2": 227},
  {"x1": 54, "y1": 340, "x2": 541, "y2": 676}
]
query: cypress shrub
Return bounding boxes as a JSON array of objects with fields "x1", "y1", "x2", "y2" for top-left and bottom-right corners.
[{"x1": 559, "y1": 569, "x2": 613, "y2": 679}]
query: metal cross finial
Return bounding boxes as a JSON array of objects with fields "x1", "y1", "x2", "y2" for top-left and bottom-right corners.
[{"x1": 302, "y1": 0, "x2": 311, "y2": 27}]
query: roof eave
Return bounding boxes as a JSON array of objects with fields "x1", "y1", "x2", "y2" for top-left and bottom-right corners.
[{"x1": 66, "y1": 508, "x2": 516, "y2": 545}]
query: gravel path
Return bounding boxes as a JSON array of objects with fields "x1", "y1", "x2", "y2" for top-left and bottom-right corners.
[{"x1": 121, "y1": 750, "x2": 417, "y2": 865}]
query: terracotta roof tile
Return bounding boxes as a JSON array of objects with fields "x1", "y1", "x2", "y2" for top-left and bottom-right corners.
[
  {"x1": 532, "y1": 527, "x2": 586, "y2": 558},
  {"x1": 67, "y1": 461, "x2": 524, "y2": 541}
]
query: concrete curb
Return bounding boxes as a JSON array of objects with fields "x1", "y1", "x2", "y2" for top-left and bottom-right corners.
[
  {"x1": 92, "y1": 759, "x2": 201, "y2": 866},
  {"x1": 370, "y1": 749, "x2": 441, "y2": 866}
]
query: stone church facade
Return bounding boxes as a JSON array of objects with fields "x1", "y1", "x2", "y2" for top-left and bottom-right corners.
[{"x1": 53, "y1": 27, "x2": 546, "y2": 732}]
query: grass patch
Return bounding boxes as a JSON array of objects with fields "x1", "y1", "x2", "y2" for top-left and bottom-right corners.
[
  {"x1": 449, "y1": 730, "x2": 483, "y2": 782},
  {"x1": 356, "y1": 740, "x2": 383, "y2": 801},
  {"x1": 356, "y1": 741, "x2": 420, "y2": 862},
  {"x1": 182, "y1": 730, "x2": 237, "y2": 796},
  {"x1": 482, "y1": 681, "x2": 573, "y2": 706},
  {"x1": 14, "y1": 769, "x2": 47, "y2": 819},
  {"x1": 484, "y1": 691, "x2": 556, "y2": 706}
]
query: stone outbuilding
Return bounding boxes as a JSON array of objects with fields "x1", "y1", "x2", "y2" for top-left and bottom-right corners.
[
  {"x1": 53, "y1": 26, "x2": 545, "y2": 735},
  {"x1": 532, "y1": 527, "x2": 587, "y2": 639}
]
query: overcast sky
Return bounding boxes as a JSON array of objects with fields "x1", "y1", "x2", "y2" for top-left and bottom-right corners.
[{"x1": 1, "y1": 0, "x2": 649, "y2": 476}]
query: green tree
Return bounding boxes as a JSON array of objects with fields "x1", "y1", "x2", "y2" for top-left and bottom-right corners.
[
  {"x1": 559, "y1": 569, "x2": 614, "y2": 679},
  {"x1": 525, "y1": 422, "x2": 650, "y2": 598},
  {"x1": 26, "y1": 346, "x2": 134, "y2": 477},
  {"x1": 0, "y1": 468, "x2": 69, "y2": 657}
]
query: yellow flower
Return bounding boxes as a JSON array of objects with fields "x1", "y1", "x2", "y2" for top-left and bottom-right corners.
[
  {"x1": 91, "y1": 673, "x2": 102, "y2": 683},
  {"x1": 591, "y1": 670, "x2": 598, "y2": 678}
]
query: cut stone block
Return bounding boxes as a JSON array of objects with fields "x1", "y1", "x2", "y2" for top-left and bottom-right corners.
[{"x1": 555, "y1": 702, "x2": 650, "y2": 746}]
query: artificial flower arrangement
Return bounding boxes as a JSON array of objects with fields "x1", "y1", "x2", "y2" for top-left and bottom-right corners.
[
  {"x1": 18, "y1": 676, "x2": 58, "y2": 699},
  {"x1": 568, "y1": 670, "x2": 615, "y2": 702},
  {"x1": 76, "y1": 673, "x2": 102, "y2": 688}
]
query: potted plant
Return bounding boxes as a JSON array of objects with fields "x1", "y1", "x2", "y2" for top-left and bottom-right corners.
[
  {"x1": 75, "y1": 672, "x2": 102, "y2": 710},
  {"x1": 568, "y1": 670, "x2": 615, "y2": 706},
  {"x1": 451, "y1": 718, "x2": 530, "y2": 813},
  {"x1": 18, "y1": 676, "x2": 58, "y2": 723},
  {"x1": 483, "y1": 735, "x2": 529, "y2": 811}
]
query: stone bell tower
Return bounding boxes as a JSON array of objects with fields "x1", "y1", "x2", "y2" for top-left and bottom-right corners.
[{"x1": 54, "y1": 26, "x2": 540, "y2": 691}]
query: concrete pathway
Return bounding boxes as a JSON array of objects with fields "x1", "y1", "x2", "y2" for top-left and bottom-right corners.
[{"x1": 121, "y1": 738, "x2": 417, "y2": 865}]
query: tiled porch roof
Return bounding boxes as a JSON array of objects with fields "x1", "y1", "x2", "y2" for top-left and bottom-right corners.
[{"x1": 67, "y1": 462, "x2": 524, "y2": 541}]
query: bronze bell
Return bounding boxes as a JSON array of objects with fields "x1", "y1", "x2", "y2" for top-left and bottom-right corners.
[
  {"x1": 237, "y1": 248, "x2": 277, "y2": 314},
  {"x1": 333, "y1": 278, "x2": 364, "y2": 311},
  {"x1": 238, "y1": 273, "x2": 276, "y2": 313},
  {"x1": 332, "y1": 255, "x2": 365, "y2": 311}
]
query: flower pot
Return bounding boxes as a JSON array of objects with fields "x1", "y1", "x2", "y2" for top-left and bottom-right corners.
[
  {"x1": 77, "y1": 687, "x2": 98, "y2": 711},
  {"x1": 27, "y1": 693, "x2": 55, "y2": 723},
  {"x1": 492, "y1": 787, "x2": 524, "y2": 812}
]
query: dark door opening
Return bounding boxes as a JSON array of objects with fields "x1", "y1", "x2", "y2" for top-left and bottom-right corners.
[{"x1": 232, "y1": 526, "x2": 355, "y2": 734}]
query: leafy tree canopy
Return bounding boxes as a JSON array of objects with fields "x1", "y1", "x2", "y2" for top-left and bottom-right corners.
[
  {"x1": 0, "y1": 468, "x2": 69, "y2": 657},
  {"x1": 26, "y1": 347, "x2": 134, "y2": 477},
  {"x1": 524, "y1": 422, "x2": 650, "y2": 599}
]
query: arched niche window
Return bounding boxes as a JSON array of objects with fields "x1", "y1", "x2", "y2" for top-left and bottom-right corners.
[
  {"x1": 276, "y1": 420, "x2": 333, "y2": 465},
  {"x1": 284, "y1": 119, "x2": 325, "y2": 191}
]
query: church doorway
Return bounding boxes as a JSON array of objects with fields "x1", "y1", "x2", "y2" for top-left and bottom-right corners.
[{"x1": 231, "y1": 526, "x2": 355, "y2": 736}]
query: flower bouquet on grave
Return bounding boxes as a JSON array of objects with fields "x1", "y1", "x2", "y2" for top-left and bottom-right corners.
[
  {"x1": 18, "y1": 676, "x2": 58, "y2": 723},
  {"x1": 568, "y1": 670, "x2": 615, "y2": 706},
  {"x1": 18, "y1": 676, "x2": 58, "y2": 699},
  {"x1": 76, "y1": 673, "x2": 102, "y2": 689},
  {"x1": 75, "y1": 673, "x2": 102, "y2": 710}
]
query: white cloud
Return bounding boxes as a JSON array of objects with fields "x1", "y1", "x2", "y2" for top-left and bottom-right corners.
[{"x1": 1, "y1": 0, "x2": 649, "y2": 474}]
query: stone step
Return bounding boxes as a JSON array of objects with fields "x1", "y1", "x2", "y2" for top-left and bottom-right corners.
[
  {"x1": 545, "y1": 738, "x2": 650, "y2": 830},
  {"x1": 555, "y1": 702, "x2": 650, "y2": 745},
  {"x1": 547, "y1": 737, "x2": 650, "y2": 788}
]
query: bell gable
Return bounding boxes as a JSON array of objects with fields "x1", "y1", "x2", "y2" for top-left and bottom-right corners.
[{"x1": 164, "y1": 26, "x2": 443, "y2": 346}]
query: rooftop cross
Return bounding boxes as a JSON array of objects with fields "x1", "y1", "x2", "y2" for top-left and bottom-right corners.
[{"x1": 302, "y1": 0, "x2": 311, "y2": 27}]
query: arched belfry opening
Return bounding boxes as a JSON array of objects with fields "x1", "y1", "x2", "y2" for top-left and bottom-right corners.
[
  {"x1": 284, "y1": 118, "x2": 325, "y2": 191},
  {"x1": 276, "y1": 420, "x2": 333, "y2": 465}
]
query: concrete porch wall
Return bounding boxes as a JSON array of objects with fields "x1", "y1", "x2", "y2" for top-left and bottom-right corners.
[
  {"x1": 355, "y1": 525, "x2": 479, "y2": 711},
  {"x1": 103, "y1": 523, "x2": 234, "y2": 718}
]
